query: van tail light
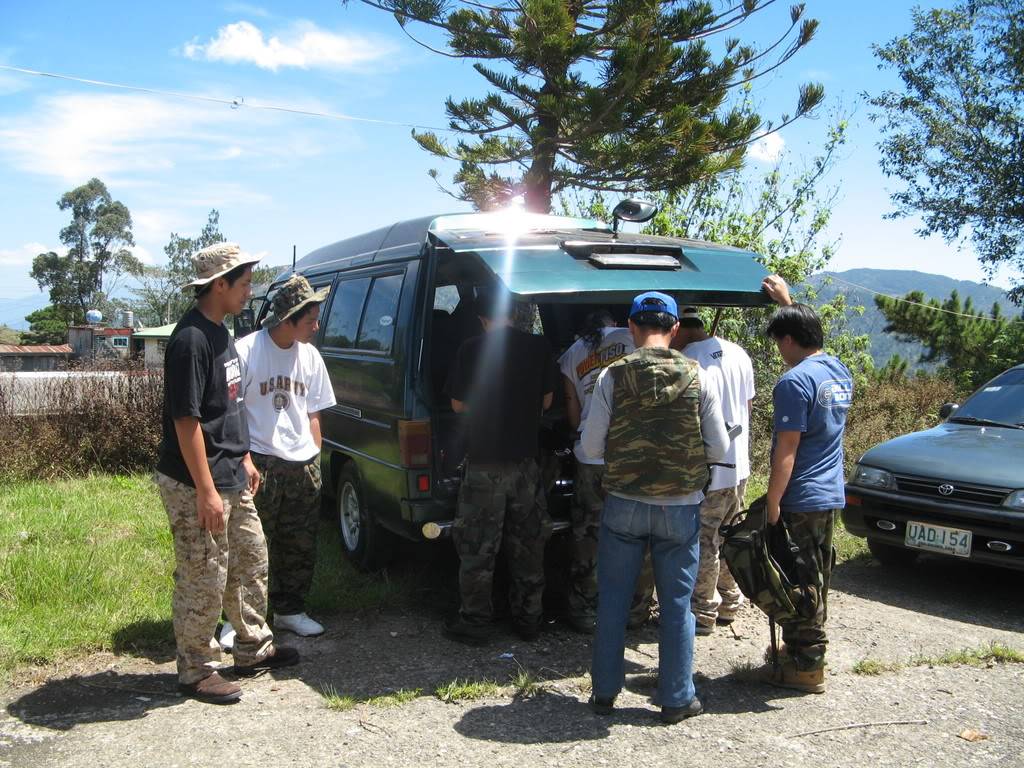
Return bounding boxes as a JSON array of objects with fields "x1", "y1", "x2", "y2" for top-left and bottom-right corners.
[{"x1": 398, "y1": 419, "x2": 431, "y2": 468}]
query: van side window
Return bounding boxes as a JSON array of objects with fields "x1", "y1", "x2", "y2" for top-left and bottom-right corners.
[
  {"x1": 357, "y1": 273, "x2": 403, "y2": 354},
  {"x1": 322, "y1": 277, "x2": 371, "y2": 349}
]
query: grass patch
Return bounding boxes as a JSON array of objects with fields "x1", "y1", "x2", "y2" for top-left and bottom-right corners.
[
  {"x1": 0, "y1": 474, "x2": 419, "y2": 676},
  {"x1": 914, "y1": 643, "x2": 1024, "y2": 668},
  {"x1": 728, "y1": 661, "x2": 763, "y2": 682},
  {"x1": 434, "y1": 678, "x2": 500, "y2": 703},
  {"x1": 321, "y1": 684, "x2": 358, "y2": 712},
  {"x1": 511, "y1": 668, "x2": 543, "y2": 698},
  {"x1": 852, "y1": 658, "x2": 901, "y2": 676},
  {"x1": 0, "y1": 475, "x2": 174, "y2": 672},
  {"x1": 364, "y1": 688, "x2": 423, "y2": 708}
]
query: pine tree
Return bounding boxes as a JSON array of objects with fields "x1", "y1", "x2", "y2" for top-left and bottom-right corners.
[{"x1": 350, "y1": 0, "x2": 824, "y2": 211}]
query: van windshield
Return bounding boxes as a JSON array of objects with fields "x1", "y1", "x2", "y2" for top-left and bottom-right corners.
[{"x1": 950, "y1": 368, "x2": 1024, "y2": 427}]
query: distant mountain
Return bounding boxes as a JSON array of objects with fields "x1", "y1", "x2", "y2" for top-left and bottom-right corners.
[
  {"x1": 808, "y1": 269, "x2": 1018, "y2": 368},
  {"x1": 0, "y1": 294, "x2": 49, "y2": 330}
]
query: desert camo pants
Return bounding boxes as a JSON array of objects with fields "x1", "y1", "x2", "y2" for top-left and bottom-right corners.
[
  {"x1": 156, "y1": 473, "x2": 274, "y2": 684},
  {"x1": 453, "y1": 459, "x2": 552, "y2": 626},
  {"x1": 252, "y1": 453, "x2": 323, "y2": 616},
  {"x1": 692, "y1": 480, "x2": 748, "y2": 628},
  {"x1": 780, "y1": 509, "x2": 836, "y2": 671},
  {"x1": 569, "y1": 461, "x2": 657, "y2": 626}
]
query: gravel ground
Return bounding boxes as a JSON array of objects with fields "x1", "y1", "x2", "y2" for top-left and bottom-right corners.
[{"x1": 2, "y1": 552, "x2": 1022, "y2": 767}]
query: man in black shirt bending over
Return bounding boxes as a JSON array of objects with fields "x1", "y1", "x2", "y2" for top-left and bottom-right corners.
[
  {"x1": 155, "y1": 242, "x2": 298, "y2": 704},
  {"x1": 443, "y1": 285, "x2": 558, "y2": 645}
]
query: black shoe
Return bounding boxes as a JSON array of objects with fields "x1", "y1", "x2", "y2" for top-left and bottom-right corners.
[
  {"x1": 564, "y1": 614, "x2": 595, "y2": 634},
  {"x1": 232, "y1": 645, "x2": 300, "y2": 677},
  {"x1": 442, "y1": 615, "x2": 491, "y2": 646},
  {"x1": 511, "y1": 618, "x2": 542, "y2": 642},
  {"x1": 716, "y1": 616, "x2": 735, "y2": 626},
  {"x1": 589, "y1": 694, "x2": 615, "y2": 715},
  {"x1": 694, "y1": 622, "x2": 715, "y2": 636},
  {"x1": 661, "y1": 697, "x2": 703, "y2": 724}
]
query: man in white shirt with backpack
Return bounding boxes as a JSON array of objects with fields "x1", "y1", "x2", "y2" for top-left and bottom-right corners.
[
  {"x1": 672, "y1": 307, "x2": 756, "y2": 635},
  {"x1": 220, "y1": 274, "x2": 336, "y2": 648}
]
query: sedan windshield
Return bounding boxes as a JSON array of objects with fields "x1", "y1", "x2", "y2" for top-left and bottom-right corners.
[{"x1": 951, "y1": 368, "x2": 1024, "y2": 427}]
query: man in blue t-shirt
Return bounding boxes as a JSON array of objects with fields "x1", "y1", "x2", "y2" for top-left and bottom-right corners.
[{"x1": 759, "y1": 276, "x2": 853, "y2": 694}]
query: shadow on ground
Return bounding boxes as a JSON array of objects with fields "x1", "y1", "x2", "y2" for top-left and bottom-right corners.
[
  {"x1": 832, "y1": 555, "x2": 1024, "y2": 633},
  {"x1": 6, "y1": 672, "x2": 183, "y2": 731}
]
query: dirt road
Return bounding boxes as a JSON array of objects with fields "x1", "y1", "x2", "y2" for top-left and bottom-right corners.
[{"x1": 2, "y1": 552, "x2": 1022, "y2": 767}]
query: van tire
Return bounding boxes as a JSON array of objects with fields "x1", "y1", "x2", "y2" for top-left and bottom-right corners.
[
  {"x1": 336, "y1": 462, "x2": 393, "y2": 571},
  {"x1": 868, "y1": 538, "x2": 919, "y2": 567}
]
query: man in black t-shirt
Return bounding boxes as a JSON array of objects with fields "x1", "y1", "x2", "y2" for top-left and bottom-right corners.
[
  {"x1": 443, "y1": 285, "x2": 557, "y2": 645},
  {"x1": 155, "y1": 242, "x2": 298, "y2": 704}
]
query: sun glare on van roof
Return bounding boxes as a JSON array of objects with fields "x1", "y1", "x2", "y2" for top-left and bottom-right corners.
[{"x1": 430, "y1": 210, "x2": 604, "y2": 236}]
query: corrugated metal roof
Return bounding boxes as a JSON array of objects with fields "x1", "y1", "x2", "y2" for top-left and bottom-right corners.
[{"x1": 0, "y1": 344, "x2": 73, "y2": 355}]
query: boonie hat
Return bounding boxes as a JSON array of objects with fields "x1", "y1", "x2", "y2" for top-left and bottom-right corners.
[
  {"x1": 182, "y1": 242, "x2": 262, "y2": 291},
  {"x1": 262, "y1": 274, "x2": 330, "y2": 328},
  {"x1": 629, "y1": 291, "x2": 678, "y2": 321}
]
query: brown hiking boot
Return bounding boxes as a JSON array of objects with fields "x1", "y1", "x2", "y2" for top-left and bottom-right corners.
[
  {"x1": 758, "y1": 659, "x2": 825, "y2": 694},
  {"x1": 232, "y1": 645, "x2": 300, "y2": 677},
  {"x1": 178, "y1": 672, "x2": 242, "y2": 704}
]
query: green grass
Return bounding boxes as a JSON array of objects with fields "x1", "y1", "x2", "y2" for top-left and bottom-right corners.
[
  {"x1": 852, "y1": 658, "x2": 901, "y2": 676},
  {"x1": 364, "y1": 688, "x2": 423, "y2": 708},
  {"x1": 434, "y1": 678, "x2": 500, "y2": 703},
  {"x1": 914, "y1": 643, "x2": 1024, "y2": 668},
  {"x1": 510, "y1": 668, "x2": 543, "y2": 698},
  {"x1": 0, "y1": 475, "x2": 175, "y2": 672},
  {"x1": 0, "y1": 474, "x2": 418, "y2": 676},
  {"x1": 321, "y1": 684, "x2": 358, "y2": 712}
]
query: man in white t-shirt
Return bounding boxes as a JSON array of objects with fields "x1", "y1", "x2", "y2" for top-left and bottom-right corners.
[
  {"x1": 558, "y1": 310, "x2": 635, "y2": 633},
  {"x1": 222, "y1": 274, "x2": 337, "y2": 645},
  {"x1": 672, "y1": 307, "x2": 755, "y2": 634}
]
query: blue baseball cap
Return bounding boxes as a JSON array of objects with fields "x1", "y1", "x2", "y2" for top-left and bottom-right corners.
[{"x1": 629, "y1": 291, "x2": 678, "y2": 321}]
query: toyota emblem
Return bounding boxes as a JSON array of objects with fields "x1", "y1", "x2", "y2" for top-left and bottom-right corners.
[{"x1": 938, "y1": 483, "x2": 955, "y2": 496}]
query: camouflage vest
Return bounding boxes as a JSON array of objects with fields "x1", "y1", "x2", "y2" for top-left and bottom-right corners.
[{"x1": 604, "y1": 347, "x2": 709, "y2": 497}]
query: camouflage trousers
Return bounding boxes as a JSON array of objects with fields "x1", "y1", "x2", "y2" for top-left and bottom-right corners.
[
  {"x1": 453, "y1": 459, "x2": 552, "y2": 625},
  {"x1": 569, "y1": 462, "x2": 656, "y2": 625},
  {"x1": 779, "y1": 509, "x2": 836, "y2": 671},
  {"x1": 155, "y1": 473, "x2": 274, "y2": 685},
  {"x1": 252, "y1": 453, "x2": 323, "y2": 617},
  {"x1": 692, "y1": 480, "x2": 748, "y2": 628}
]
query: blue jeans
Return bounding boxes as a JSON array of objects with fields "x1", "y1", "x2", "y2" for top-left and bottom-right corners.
[{"x1": 591, "y1": 494, "x2": 701, "y2": 708}]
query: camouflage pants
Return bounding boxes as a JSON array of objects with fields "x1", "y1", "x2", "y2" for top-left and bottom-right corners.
[
  {"x1": 453, "y1": 459, "x2": 552, "y2": 625},
  {"x1": 779, "y1": 509, "x2": 836, "y2": 671},
  {"x1": 569, "y1": 462, "x2": 656, "y2": 625},
  {"x1": 155, "y1": 473, "x2": 274, "y2": 685},
  {"x1": 691, "y1": 480, "x2": 748, "y2": 627},
  {"x1": 252, "y1": 453, "x2": 323, "y2": 617}
]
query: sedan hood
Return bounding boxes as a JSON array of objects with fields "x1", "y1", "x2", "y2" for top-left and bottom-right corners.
[{"x1": 859, "y1": 422, "x2": 1024, "y2": 489}]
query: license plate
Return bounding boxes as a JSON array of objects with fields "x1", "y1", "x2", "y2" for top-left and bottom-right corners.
[{"x1": 905, "y1": 521, "x2": 972, "y2": 557}]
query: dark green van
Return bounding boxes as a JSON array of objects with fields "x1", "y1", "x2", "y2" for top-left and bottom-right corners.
[{"x1": 250, "y1": 209, "x2": 772, "y2": 569}]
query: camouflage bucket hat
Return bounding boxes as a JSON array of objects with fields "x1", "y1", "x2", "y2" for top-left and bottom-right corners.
[
  {"x1": 182, "y1": 242, "x2": 261, "y2": 291},
  {"x1": 262, "y1": 274, "x2": 329, "y2": 328}
]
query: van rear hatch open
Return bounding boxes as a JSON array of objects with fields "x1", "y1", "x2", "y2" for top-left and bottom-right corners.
[{"x1": 429, "y1": 212, "x2": 773, "y2": 307}]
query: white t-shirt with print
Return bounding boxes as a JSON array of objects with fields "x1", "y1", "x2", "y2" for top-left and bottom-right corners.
[
  {"x1": 236, "y1": 329, "x2": 337, "y2": 462},
  {"x1": 558, "y1": 327, "x2": 635, "y2": 464},
  {"x1": 683, "y1": 336, "x2": 755, "y2": 491}
]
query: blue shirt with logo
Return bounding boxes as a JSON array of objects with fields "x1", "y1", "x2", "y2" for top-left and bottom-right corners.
[{"x1": 772, "y1": 354, "x2": 853, "y2": 512}]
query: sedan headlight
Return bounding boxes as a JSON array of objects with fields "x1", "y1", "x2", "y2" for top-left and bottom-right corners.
[
  {"x1": 850, "y1": 464, "x2": 896, "y2": 490},
  {"x1": 1004, "y1": 490, "x2": 1024, "y2": 510}
]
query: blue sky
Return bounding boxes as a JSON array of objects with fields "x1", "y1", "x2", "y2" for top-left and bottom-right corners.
[{"x1": 0, "y1": 0, "x2": 1013, "y2": 315}]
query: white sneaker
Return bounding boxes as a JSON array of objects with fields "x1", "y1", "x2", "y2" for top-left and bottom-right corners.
[
  {"x1": 218, "y1": 621, "x2": 236, "y2": 652},
  {"x1": 273, "y1": 612, "x2": 325, "y2": 637}
]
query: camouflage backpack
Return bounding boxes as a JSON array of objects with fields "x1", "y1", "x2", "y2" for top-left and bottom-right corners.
[{"x1": 720, "y1": 496, "x2": 817, "y2": 625}]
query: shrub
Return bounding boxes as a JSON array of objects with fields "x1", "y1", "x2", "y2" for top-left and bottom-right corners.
[{"x1": 0, "y1": 360, "x2": 163, "y2": 482}]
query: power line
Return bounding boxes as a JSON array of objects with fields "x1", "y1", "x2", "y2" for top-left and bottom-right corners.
[
  {"x1": 0, "y1": 63, "x2": 462, "y2": 134},
  {"x1": 825, "y1": 273, "x2": 1010, "y2": 323}
]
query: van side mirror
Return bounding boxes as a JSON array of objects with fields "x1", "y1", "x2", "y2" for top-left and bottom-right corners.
[
  {"x1": 234, "y1": 308, "x2": 256, "y2": 338},
  {"x1": 939, "y1": 402, "x2": 959, "y2": 420}
]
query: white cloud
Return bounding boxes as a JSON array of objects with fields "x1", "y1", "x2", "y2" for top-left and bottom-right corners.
[
  {"x1": 183, "y1": 20, "x2": 388, "y2": 71},
  {"x1": 748, "y1": 132, "x2": 786, "y2": 163},
  {"x1": 0, "y1": 242, "x2": 56, "y2": 267},
  {"x1": 223, "y1": 2, "x2": 271, "y2": 17}
]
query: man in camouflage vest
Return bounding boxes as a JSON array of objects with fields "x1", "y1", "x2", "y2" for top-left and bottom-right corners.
[{"x1": 581, "y1": 292, "x2": 729, "y2": 724}]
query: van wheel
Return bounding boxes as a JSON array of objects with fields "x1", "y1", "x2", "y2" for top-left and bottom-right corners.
[
  {"x1": 868, "y1": 538, "x2": 919, "y2": 567},
  {"x1": 337, "y1": 463, "x2": 392, "y2": 571}
]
